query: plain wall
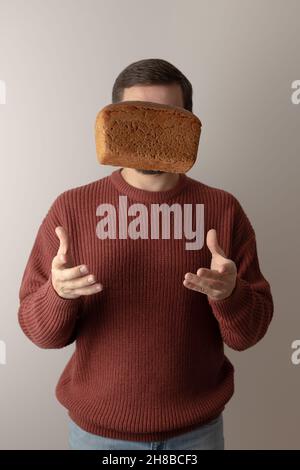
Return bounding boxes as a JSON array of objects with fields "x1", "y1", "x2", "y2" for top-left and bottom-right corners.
[{"x1": 0, "y1": 0, "x2": 299, "y2": 449}]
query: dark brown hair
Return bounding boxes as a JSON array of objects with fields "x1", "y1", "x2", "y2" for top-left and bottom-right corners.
[{"x1": 112, "y1": 58, "x2": 193, "y2": 112}]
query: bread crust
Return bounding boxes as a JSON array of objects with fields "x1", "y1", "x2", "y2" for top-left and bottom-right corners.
[{"x1": 95, "y1": 101, "x2": 202, "y2": 173}]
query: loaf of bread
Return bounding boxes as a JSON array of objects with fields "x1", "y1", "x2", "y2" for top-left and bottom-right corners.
[{"x1": 94, "y1": 100, "x2": 202, "y2": 173}]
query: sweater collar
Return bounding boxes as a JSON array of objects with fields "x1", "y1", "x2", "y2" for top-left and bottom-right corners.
[{"x1": 109, "y1": 168, "x2": 189, "y2": 203}]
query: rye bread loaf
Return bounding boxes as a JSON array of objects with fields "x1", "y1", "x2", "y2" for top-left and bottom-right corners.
[{"x1": 94, "y1": 101, "x2": 202, "y2": 173}]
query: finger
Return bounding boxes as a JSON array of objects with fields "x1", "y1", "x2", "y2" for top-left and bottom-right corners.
[
  {"x1": 55, "y1": 226, "x2": 69, "y2": 256},
  {"x1": 69, "y1": 284, "x2": 103, "y2": 296},
  {"x1": 184, "y1": 272, "x2": 226, "y2": 291},
  {"x1": 183, "y1": 278, "x2": 221, "y2": 297},
  {"x1": 61, "y1": 274, "x2": 102, "y2": 291},
  {"x1": 218, "y1": 260, "x2": 236, "y2": 275},
  {"x1": 196, "y1": 267, "x2": 225, "y2": 281},
  {"x1": 55, "y1": 264, "x2": 89, "y2": 281},
  {"x1": 206, "y1": 229, "x2": 227, "y2": 258},
  {"x1": 218, "y1": 264, "x2": 231, "y2": 275},
  {"x1": 52, "y1": 252, "x2": 73, "y2": 270}
]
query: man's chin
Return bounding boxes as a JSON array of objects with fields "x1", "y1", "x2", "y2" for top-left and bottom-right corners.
[{"x1": 135, "y1": 169, "x2": 165, "y2": 175}]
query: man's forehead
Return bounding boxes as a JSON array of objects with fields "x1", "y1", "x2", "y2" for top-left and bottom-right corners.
[{"x1": 122, "y1": 83, "x2": 184, "y2": 107}]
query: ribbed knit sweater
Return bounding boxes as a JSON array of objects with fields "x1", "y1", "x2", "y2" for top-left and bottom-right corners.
[{"x1": 18, "y1": 168, "x2": 274, "y2": 442}]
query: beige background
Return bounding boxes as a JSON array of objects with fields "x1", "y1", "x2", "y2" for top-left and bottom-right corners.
[{"x1": 0, "y1": 0, "x2": 299, "y2": 449}]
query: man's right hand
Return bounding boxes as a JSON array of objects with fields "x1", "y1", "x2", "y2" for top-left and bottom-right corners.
[{"x1": 51, "y1": 226, "x2": 103, "y2": 299}]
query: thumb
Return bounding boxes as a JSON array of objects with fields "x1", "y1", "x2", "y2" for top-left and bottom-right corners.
[
  {"x1": 55, "y1": 226, "x2": 69, "y2": 258},
  {"x1": 206, "y1": 228, "x2": 227, "y2": 258}
]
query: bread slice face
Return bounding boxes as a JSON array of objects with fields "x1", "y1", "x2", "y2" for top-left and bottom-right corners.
[{"x1": 95, "y1": 101, "x2": 202, "y2": 173}]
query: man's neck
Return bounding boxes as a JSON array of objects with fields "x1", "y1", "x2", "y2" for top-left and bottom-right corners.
[{"x1": 120, "y1": 167, "x2": 180, "y2": 192}]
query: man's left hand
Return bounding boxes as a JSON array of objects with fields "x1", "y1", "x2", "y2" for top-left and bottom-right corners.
[{"x1": 183, "y1": 228, "x2": 237, "y2": 301}]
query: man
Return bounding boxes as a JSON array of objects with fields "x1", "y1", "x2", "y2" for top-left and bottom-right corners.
[{"x1": 18, "y1": 58, "x2": 274, "y2": 450}]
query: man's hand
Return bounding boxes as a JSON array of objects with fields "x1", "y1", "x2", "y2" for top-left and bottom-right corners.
[
  {"x1": 51, "y1": 226, "x2": 103, "y2": 299},
  {"x1": 183, "y1": 228, "x2": 237, "y2": 301}
]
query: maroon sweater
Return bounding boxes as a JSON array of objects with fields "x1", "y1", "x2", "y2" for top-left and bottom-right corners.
[{"x1": 18, "y1": 168, "x2": 274, "y2": 441}]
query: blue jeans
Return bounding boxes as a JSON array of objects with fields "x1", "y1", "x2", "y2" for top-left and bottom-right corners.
[{"x1": 68, "y1": 414, "x2": 224, "y2": 450}]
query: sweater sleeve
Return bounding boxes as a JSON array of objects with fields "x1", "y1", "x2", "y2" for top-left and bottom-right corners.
[
  {"x1": 208, "y1": 197, "x2": 274, "y2": 351},
  {"x1": 18, "y1": 193, "x2": 83, "y2": 349}
]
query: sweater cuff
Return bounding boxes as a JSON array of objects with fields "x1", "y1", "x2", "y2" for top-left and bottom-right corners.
[
  {"x1": 45, "y1": 275, "x2": 83, "y2": 316},
  {"x1": 207, "y1": 276, "x2": 252, "y2": 320}
]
